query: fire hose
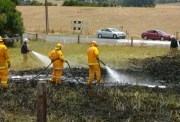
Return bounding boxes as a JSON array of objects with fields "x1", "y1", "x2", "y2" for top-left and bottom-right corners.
[
  {"x1": 64, "y1": 60, "x2": 82, "y2": 84},
  {"x1": 33, "y1": 61, "x2": 53, "y2": 79},
  {"x1": 98, "y1": 59, "x2": 106, "y2": 67},
  {"x1": 33, "y1": 60, "x2": 82, "y2": 84}
]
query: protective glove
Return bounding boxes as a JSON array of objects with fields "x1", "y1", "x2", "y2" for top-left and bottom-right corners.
[
  {"x1": 51, "y1": 60, "x2": 54, "y2": 63},
  {"x1": 96, "y1": 57, "x2": 100, "y2": 61},
  {"x1": 51, "y1": 58, "x2": 59, "y2": 63}
]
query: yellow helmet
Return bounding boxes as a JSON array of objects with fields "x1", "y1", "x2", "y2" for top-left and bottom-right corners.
[
  {"x1": 55, "y1": 43, "x2": 62, "y2": 49},
  {"x1": 91, "y1": 41, "x2": 97, "y2": 47},
  {"x1": 0, "y1": 36, "x2": 3, "y2": 42}
]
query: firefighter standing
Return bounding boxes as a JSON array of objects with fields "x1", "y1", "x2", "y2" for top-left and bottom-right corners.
[
  {"x1": 21, "y1": 38, "x2": 31, "y2": 63},
  {"x1": 170, "y1": 36, "x2": 178, "y2": 50},
  {"x1": 0, "y1": 36, "x2": 11, "y2": 90},
  {"x1": 87, "y1": 41, "x2": 101, "y2": 85},
  {"x1": 48, "y1": 43, "x2": 65, "y2": 85}
]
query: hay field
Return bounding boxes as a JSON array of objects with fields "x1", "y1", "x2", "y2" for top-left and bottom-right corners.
[{"x1": 16, "y1": 4, "x2": 180, "y2": 38}]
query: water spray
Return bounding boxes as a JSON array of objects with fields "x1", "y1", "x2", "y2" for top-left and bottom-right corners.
[
  {"x1": 28, "y1": 52, "x2": 40, "y2": 62},
  {"x1": 32, "y1": 51, "x2": 51, "y2": 66}
]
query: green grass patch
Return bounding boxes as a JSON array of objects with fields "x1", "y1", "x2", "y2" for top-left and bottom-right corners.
[{"x1": 9, "y1": 40, "x2": 170, "y2": 71}]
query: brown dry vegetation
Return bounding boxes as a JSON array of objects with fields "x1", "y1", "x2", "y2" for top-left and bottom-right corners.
[{"x1": 16, "y1": 4, "x2": 180, "y2": 38}]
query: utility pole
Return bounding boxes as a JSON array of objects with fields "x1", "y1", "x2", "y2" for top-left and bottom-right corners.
[{"x1": 45, "y1": 0, "x2": 49, "y2": 35}]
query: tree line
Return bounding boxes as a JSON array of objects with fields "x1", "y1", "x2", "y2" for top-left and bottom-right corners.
[
  {"x1": 10, "y1": 0, "x2": 180, "y2": 6},
  {"x1": 62, "y1": 0, "x2": 179, "y2": 7}
]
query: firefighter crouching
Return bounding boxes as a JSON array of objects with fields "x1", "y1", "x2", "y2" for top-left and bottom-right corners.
[
  {"x1": 0, "y1": 36, "x2": 11, "y2": 90},
  {"x1": 48, "y1": 43, "x2": 65, "y2": 85},
  {"x1": 87, "y1": 41, "x2": 101, "y2": 85}
]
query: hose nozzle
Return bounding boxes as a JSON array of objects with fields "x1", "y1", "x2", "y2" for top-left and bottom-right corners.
[{"x1": 97, "y1": 58, "x2": 106, "y2": 66}]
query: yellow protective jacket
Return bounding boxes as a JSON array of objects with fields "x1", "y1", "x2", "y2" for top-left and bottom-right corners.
[
  {"x1": 87, "y1": 45, "x2": 99, "y2": 65},
  {"x1": 48, "y1": 49, "x2": 64, "y2": 69},
  {"x1": 0, "y1": 43, "x2": 10, "y2": 69}
]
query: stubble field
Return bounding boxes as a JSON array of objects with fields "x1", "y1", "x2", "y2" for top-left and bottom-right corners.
[{"x1": 17, "y1": 4, "x2": 180, "y2": 38}]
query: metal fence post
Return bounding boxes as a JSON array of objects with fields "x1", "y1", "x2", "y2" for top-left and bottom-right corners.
[{"x1": 37, "y1": 81, "x2": 47, "y2": 122}]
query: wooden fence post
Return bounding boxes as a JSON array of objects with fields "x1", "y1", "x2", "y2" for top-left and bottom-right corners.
[
  {"x1": 176, "y1": 32, "x2": 179, "y2": 40},
  {"x1": 78, "y1": 34, "x2": 80, "y2": 43},
  {"x1": 131, "y1": 37, "x2": 133, "y2": 47},
  {"x1": 37, "y1": 81, "x2": 47, "y2": 122},
  {"x1": 36, "y1": 33, "x2": 38, "y2": 41}
]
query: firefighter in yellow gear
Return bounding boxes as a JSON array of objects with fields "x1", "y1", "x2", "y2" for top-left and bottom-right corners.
[
  {"x1": 87, "y1": 41, "x2": 101, "y2": 85},
  {"x1": 0, "y1": 36, "x2": 11, "y2": 90},
  {"x1": 48, "y1": 43, "x2": 64, "y2": 85}
]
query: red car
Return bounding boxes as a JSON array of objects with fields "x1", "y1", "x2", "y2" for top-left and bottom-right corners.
[{"x1": 141, "y1": 30, "x2": 173, "y2": 41}]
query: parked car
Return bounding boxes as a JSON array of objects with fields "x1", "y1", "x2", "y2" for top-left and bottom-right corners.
[
  {"x1": 96, "y1": 28, "x2": 126, "y2": 39},
  {"x1": 141, "y1": 30, "x2": 173, "y2": 41}
]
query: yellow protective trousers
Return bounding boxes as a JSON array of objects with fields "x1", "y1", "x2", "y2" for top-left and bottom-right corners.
[
  {"x1": 0, "y1": 68, "x2": 8, "y2": 89},
  {"x1": 88, "y1": 65, "x2": 101, "y2": 85},
  {"x1": 51, "y1": 68, "x2": 63, "y2": 84}
]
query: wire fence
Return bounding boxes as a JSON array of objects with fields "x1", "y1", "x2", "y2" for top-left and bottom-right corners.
[
  {"x1": 23, "y1": 32, "x2": 38, "y2": 41},
  {"x1": 3, "y1": 37, "x2": 22, "y2": 47}
]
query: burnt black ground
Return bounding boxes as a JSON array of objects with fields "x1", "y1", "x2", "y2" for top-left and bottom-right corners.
[
  {"x1": 128, "y1": 53, "x2": 180, "y2": 85},
  {"x1": 9, "y1": 52, "x2": 179, "y2": 87},
  {"x1": 0, "y1": 53, "x2": 180, "y2": 122}
]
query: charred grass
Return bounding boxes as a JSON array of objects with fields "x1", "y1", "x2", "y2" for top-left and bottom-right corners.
[{"x1": 0, "y1": 81, "x2": 180, "y2": 122}]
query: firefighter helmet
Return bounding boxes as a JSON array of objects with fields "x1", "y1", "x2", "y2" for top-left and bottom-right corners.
[
  {"x1": 55, "y1": 43, "x2": 62, "y2": 49},
  {"x1": 91, "y1": 41, "x2": 97, "y2": 47}
]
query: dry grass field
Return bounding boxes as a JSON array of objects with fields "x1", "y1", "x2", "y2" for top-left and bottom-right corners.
[{"x1": 16, "y1": 4, "x2": 180, "y2": 38}]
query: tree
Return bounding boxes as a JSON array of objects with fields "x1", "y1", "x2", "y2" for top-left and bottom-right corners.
[
  {"x1": 10, "y1": 0, "x2": 19, "y2": 5},
  {"x1": 0, "y1": 0, "x2": 24, "y2": 36},
  {"x1": 121, "y1": 0, "x2": 155, "y2": 7}
]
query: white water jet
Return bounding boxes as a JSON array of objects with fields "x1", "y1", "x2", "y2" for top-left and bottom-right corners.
[
  {"x1": 105, "y1": 66, "x2": 166, "y2": 88},
  {"x1": 32, "y1": 51, "x2": 52, "y2": 67},
  {"x1": 106, "y1": 66, "x2": 132, "y2": 84}
]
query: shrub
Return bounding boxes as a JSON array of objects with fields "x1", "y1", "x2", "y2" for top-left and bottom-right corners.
[{"x1": 0, "y1": 0, "x2": 24, "y2": 36}]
